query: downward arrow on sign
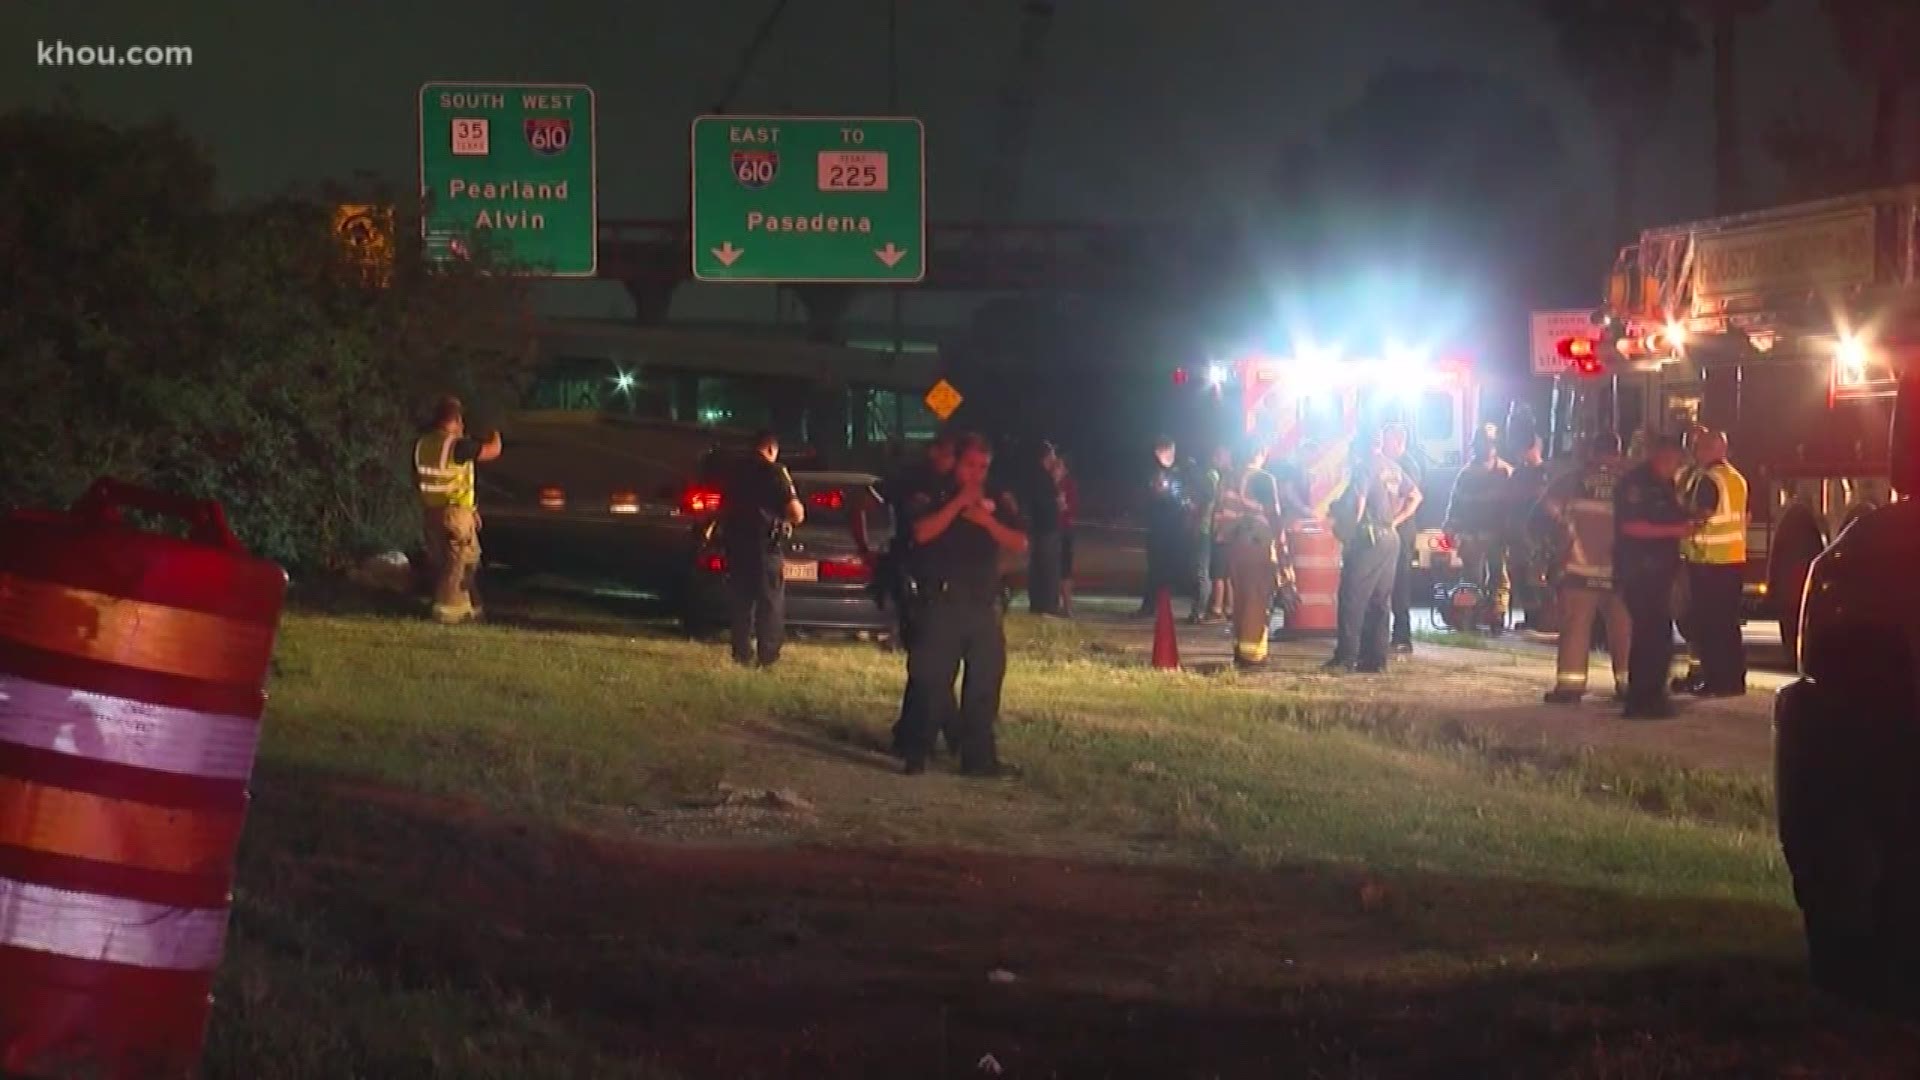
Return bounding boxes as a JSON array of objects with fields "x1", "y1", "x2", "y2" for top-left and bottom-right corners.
[
  {"x1": 875, "y1": 243, "x2": 908, "y2": 268},
  {"x1": 712, "y1": 242, "x2": 743, "y2": 267}
]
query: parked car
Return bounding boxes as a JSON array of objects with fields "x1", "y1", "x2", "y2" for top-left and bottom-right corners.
[{"x1": 681, "y1": 471, "x2": 893, "y2": 637}]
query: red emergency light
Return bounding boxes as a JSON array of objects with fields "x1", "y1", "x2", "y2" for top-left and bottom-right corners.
[
  {"x1": 1556, "y1": 336, "x2": 1604, "y2": 376},
  {"x1": 1172, "y1": 367, "x2": 1190, "y2": 387}
]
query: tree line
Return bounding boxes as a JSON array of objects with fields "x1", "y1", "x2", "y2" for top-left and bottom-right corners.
[{"x1": 0, "y1": 106, "x2": 539, "y2": 571}]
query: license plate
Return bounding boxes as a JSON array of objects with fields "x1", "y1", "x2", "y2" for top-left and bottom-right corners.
[{"x1": 782, "y1": 560, "x2": 818, "y2": 583}]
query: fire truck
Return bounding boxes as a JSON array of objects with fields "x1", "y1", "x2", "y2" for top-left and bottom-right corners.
[
  {"x1": 1551, "y1": 187, "x2": 1920, "y2": 658},
  {"x1": 1177, "y1": 348, "x2": 1481, "y2": 572}
]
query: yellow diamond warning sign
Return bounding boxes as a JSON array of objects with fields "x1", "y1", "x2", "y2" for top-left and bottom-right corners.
[{"x1": 923, "y1": 378, "x2": 963, "y2": 421}]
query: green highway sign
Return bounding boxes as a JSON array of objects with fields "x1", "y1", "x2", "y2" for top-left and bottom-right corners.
[
  {"x1": 418, "y1": 82, "x2": 596, "y2": 276},
  {"x1": 691, "y1": 115, "x2": 925, "y2": 284}
]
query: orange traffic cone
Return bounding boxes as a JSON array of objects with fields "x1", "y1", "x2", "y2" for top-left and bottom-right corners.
[{"x1": 1152, "y1": 587, "x2": 1180, "y2": 670}]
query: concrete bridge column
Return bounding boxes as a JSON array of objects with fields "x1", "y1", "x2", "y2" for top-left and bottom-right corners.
[
  {"x1": 786, "y1": 285, "x2": 855, "y2": 343},
  {"x1": 621, "y1": 278, "x2": 676, "y2": 324}
]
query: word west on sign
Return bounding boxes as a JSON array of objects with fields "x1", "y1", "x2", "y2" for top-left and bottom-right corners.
[
  {"x1": 418, "y1": 82, "x2": 597, "y2": 276},
  {"x1": 691, "y1": 115, "x2": 926, "y2": 284}
]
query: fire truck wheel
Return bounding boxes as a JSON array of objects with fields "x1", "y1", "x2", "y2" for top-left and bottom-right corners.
[{"x1": 1770, "y1": 505, "x2": 1828, "y2": 664}]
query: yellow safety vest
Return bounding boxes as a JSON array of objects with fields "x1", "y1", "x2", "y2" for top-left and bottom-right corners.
[
  {"x1": 1683, "y1": 461, "x2": 1747, "y2": 564},
  {"x1": 414, "y1": 431, "x2": 476, "y2": 510}
]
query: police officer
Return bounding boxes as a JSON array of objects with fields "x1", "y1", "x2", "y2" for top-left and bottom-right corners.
[
  {"x1": 873, "y1": 433, "x2": 959, "y2": 755},
  {"x1": 899, "y1": 434, "x2": 1029, "y2": 777},
  {"x1": 1140, "y1": 437, "x2": 1192, "y2": 616},
  {"x1": 414, "y1": 395, "x2": 502, "y2": 624},
  {"x1": 718, "y1": 430, "x2": 805, "y2": 668},
  {"x1": 1541, "y1": 432, "x2": 1631, "y2": 703},
  {"x1": 1613, "y1": 434, "x2": 1697, "y2": 719},
  {"x1": 1327, "y1": 440, "x2": 1418, "y2": 674},
  {"x1": 1379, "y1": 423, "x2": 1425, "y2": 653},
  {"x1": 1676, "y1": 429, "x2": 1749, "y2": 696}
]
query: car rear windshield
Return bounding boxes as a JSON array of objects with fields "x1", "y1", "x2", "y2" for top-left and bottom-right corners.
[{"x1": 796, "y1": 481, "x2": 885, "y2": 535}]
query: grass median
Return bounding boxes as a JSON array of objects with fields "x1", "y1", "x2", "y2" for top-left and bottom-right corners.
[{"x1": 201, "y1": 588, "x2": 1910, "y2": 1077}]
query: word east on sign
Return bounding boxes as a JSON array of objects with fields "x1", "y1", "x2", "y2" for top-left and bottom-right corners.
[
  {"x1": 691, "y1": 115, "x2": 925, "y2": 283},
  {"x1": 418, "y1": 82, "x2": 597, "y2": 276}
]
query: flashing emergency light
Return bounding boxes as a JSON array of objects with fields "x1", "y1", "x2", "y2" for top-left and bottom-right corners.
[
  {"x1": 1172, "y1": 366, "x2": 1190, "y2": 387},
  {"x1": 1834, "y1": 332, "x2": 1871, "y2": 386},
  {"x1": 1556, "y1": 335, "x2": 1604, "y2": 376},
  {"x1": 1205, "y1": 363, "x2": 1227, "y2": 388}
]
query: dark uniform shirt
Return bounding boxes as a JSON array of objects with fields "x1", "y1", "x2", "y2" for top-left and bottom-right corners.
[
  {"x1": 1612, "y1": 463, "x2": 1690, "y2": 580},
  {"x1": 880, "y1": 460, "x2": 939, "y2": 539},
  {"x1": 719, "y1": 455, "x2": 798, "y2": 560},
  {"x1": 908, "y1": 481, "x2": 1025, "y2": 597},
  {"x1": 1146, "y1": 463, "x2": 1189, "y2": 532}
]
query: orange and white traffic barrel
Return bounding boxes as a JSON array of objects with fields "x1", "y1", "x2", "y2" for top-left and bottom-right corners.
[
  {"x1": 0, "y1": 479, "x2": 286, "y2": 1079},
  {"x1": 1283, "y1": 522, "x2": 1340, "y2": 635}
]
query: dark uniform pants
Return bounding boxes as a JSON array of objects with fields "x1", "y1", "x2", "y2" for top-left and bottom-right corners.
[
  {"x1": 1334, "y1": 532, "x2": 1399, "y2": 669},
  {"x1": 901, "y1": 591, "x2": 1007, "y2": 771},
  {"x1": 727, "y1": 554, "x2": 785, "y2": 666},
  {"x1": 1390, "y1": 533, "x2": 1417, "y2": 647},
  {"x1": 890, "y1": 597, "x2": 959, "y2": 755},
  {"x1": 1621, "y1": 568, "x2": 1677, "y2": 709},
  {"x1": 1143, "y1": 525, "x2": 1184, "y2": 610},
  {"x1": 1687, "y1": 562, "x2": 1747, "y2": 692}
]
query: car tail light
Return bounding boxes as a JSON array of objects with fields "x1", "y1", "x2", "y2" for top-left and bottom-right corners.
[
  {"x1": 538, "y1": 485, "x2": 566, "y2": 510},
  {"x1": 684, "y1": 487, "x2": 722, "y2": 515},
  {"x1": 1433, "y1": 533, "x2": 1455, "y2": 553},
  {"x1": 808, "y1": 488, "x2": 845, "y2": 512},
  {"x1": 817, "y1": 555, "x2": 870, "y2": 582},
  {"x1": 609, "y1": 490, "x2": 640, "y2": 514},
  {"x1": 700, "y1": 552, "x2": 726, "y2": 574}
]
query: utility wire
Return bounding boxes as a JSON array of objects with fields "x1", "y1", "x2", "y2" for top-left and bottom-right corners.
[{"x1": 713, "y1": 0, "x2": 794, "y2": 114}]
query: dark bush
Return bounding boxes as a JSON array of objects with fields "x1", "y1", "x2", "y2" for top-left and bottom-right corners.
[{"x1": 0, "y1": 107, "x2": 537, "y2": 570}]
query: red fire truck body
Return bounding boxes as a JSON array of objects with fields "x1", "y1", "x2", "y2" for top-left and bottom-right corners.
[{"x1": 1556, "y1": 186, "x2": 1920, "y2": 653}]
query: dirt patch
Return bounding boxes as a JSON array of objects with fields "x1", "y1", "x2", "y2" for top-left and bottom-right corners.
[
  {"x1": 227, "y1": 768, "x2": 1920, "y2": 1079},
  {"x1": 1088, "y1": 614, "x2": 1778, "y2": 777}
]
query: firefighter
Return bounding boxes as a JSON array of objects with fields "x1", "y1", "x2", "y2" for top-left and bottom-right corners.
[
  {"x1": 413, "y1": 395, "x2": 502, "y2": 624},
  {"x1": 718, "y1": 430, "x2": 805, "y2": 668},
  {"x1": 1540, "y1": 432, "x2": 1631, "y2": 703},
  {"x1": 1675, "y1": 429, "x2": 1749, "y2": 696},
  {"x1": 1139, "y1": 437, "x2": 1192, "y2": 617},
  {"x1": 1613, "y1": 434, "x2": 1696, "y2": 720},
  {"x1": 898, "y1": 434, "x2": 1029, "y2": 777},
  {"x1": 1444, "y1": 430, "x2": 1514, "y2": 633},
  {"x1": 1215, "y1": 442, "x2": 1283, "y2": 669}
]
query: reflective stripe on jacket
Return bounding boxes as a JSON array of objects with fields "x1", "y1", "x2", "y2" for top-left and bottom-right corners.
[
  {"x1": 1683, "y1": 462, "x2": 1747, "y2": 564},
  {"x1": 1557, "y1": 461, "x2": 1621, "y2": 587},
  {"x1": 415, "y1": 431, "x2": 475, "y2": 510}
]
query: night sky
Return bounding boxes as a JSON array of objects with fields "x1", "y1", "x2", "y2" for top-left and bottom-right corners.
[{"x1": 1, "y1": 0, "x2": 1876, "y2": 329}]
